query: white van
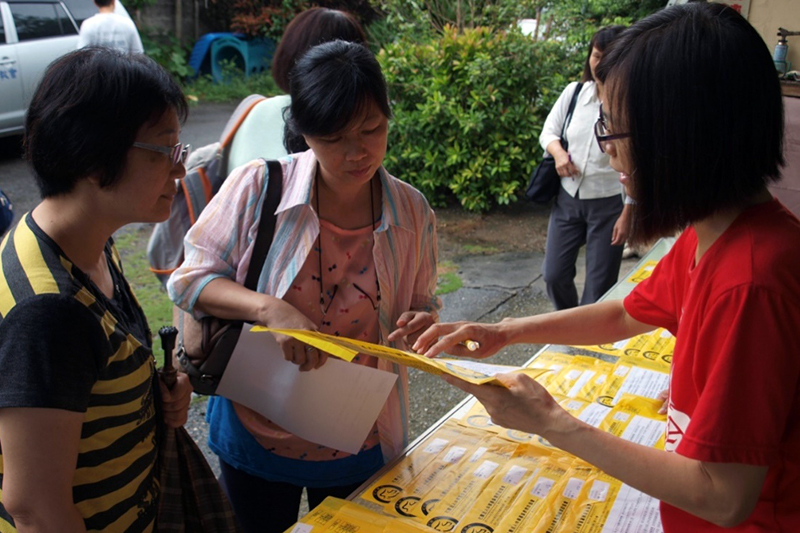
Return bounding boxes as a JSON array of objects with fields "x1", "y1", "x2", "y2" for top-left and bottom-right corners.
[{"x1": 0, "y1": 0, "x2": 132, "y2": 138}]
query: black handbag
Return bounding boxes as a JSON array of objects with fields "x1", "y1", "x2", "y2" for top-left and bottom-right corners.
[
  {"x1": 525, "y1": 83, "x2": 583, "y2": 203},
  {"x1": 176, "y1": 160, "x2": 282, "y2": 395}
]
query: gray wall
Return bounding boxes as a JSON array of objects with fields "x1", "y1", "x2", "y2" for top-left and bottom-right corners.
[{"x1": 135, "y1": 0, "x2": 215, "y2": 45}]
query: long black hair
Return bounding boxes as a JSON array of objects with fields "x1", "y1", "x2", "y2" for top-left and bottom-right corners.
[{"x1": 283, "y1": 40, "x2": 391, "y2": 153}]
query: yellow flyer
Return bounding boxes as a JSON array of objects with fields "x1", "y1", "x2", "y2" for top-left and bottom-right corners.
[
  {"x1": 637, "y1": 328, "x2": 674, "y2": 367},
  {"x1": 626, "y1": 260, "x2": 659, "y2": 283},
  {"x1": 411, "y1": 441, "x2": 519, "y2": 531},
  {"x1": 559, "y1": 398, "x2": 612, "y2": 429},
  {"x1": 569, "y1": 338, "x2": 634, "y2": 358},
  {"x1": 493, "y1": 454, "x2": 575, "y2": 533},
  {"x1": 360, "y1": 422, "x2": 482, "y2": 507},
  {"x1": 381, "y1": 430, "x2": 492, "y2": 518},
  {"x1": 546, "y1": 356, "x2": 611, "y2": 400},
  {"x1": 455, "y1": 448, "x2": 551, "y2": 532},
  {"x1": 456, "y1": 401, "x2": 560, "y2": 451},
  {"x1": 284, "y1": 496, "x2": 346, "y2": 532},
  {"x1": 526, "y1": 351, "x2": 575, "y2": 388},
  {"x1": 596, "y1": 357, "x2": 670, "y2": 408},
  {"x1": 598, "y1": 394, "x2": 666, "y2": 449},
  {"x1": 285, "y1": 498, "x2": 387, "y2": 533},
  {"x1": 533, "y1": 461, "x2": 596, "y2": 533},
  {"x1": 458, "y1": 400, "x2": 502, "y2": 434},
  {"x1": 557, "y1": 470, "x2": 663, "y2": 533},
  {"x1": 253, "y1": 327, "x2": 551, "y2": 386},
  {"x1": 407, "y1": 440, "x2": 518, "y2": 525}
]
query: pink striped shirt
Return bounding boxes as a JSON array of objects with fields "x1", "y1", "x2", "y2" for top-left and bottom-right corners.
[{"x1": 168, "y1": 150, "x2": 441, "y2": 460}]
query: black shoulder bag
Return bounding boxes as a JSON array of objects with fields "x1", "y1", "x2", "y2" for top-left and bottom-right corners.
[
  {"x1": 525, "y1": 82, "x2": 584, "y2": 204},
  {"x1": 177, "y1": 159, "x2": 282, "y2": 395}
]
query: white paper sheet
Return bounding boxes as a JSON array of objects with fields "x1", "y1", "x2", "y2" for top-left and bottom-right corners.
[{"x1": 216, "y1": 324, "x2": 398, "y2": 454}]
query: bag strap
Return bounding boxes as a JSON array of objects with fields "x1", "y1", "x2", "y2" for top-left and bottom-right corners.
[
  {"x1": 560, "y1": 82, "x2": 584, "y2": 142},
  {"x1": 243, "y1": 159, "x2": 283, "y2": 290}
]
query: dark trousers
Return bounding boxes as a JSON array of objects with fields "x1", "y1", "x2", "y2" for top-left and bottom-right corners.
[
  {"x1": 219, "y1": 458, "x2": 368, "y2": 533},
  {"x1": 543, "y1": 187, "x2": 624, "y2": 310}
]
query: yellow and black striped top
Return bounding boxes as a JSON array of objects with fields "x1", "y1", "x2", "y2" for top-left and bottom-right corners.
[{"x1": 0, "y1": 214, "x2": 159, "y2": 532}]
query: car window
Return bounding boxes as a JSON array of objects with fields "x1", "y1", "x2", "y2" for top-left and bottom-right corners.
[
  {"x1": 0, "y1": 11, "x2": 5, "y2": 44},
  {"x1": 10, "y1": 3, "x2": 78, "y2": 41},
  {"x1": 60, "y1": 0, "x2": 94, "y2": 26}
]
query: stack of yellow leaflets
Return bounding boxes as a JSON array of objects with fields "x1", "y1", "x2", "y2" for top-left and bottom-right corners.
[
  {"x1": 276, "y1": 325, "x2": 676, "y2": 533},
  {"x1": 284, "y1": 496, "x2": 435, "y2": 532}
]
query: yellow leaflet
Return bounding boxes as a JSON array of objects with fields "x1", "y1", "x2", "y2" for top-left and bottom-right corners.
[
  {"x1": 626, "y1": 260, "x2": 659, "y2": 283},
  {"x1": 458, "y1": 401, "x2": 502, "y2": 435},
  {"x1": 559, "y1": 398, "x2": 612, "y2": 429},
  {"x1": 572, "y1": 360, "x2": 615, "y2": 403},
  {"x1": 409, "y1": 440, "x2": 518, "y2": 527},
  {"x1": 620, "y1": 333, "x2": 653, "y2": 359},
  {"x1": 534, "y1": 461, "x2": 596, "y2": 533},
  {"x1": 557, "y1": 470, "x2": 663, "y2": 533},
  {"x1": 546, "y1": 356, "x2": 607, "y2": 399},
  {"x1": 283, "y1": 497, "x2": 354, "y2": 532},
  {"x1": 381, "y1": 428, "x2": 490, "y2": 518},
  {"x1": 288, "y1": 498, "x2": 437, "y2": 533},
  {"x1": 598, "y1": 394, "x2": 666, "y2": 450},
  {"x1": 316, "y1": 510, "x2": 385, "y2": 532},
  {"x1": 457, "y1": 401, "x2": 562, "y2": 452},
  {"x1": 254, "y1": 327, "x2": 551, "y2": 386},
  {"x1": 494, "y1": 454, "x2": 575, "y2": 533},
  {"x1": 390, "y1": 518, "x2": 440, "y2": 533},
  {"x1": 596, "y1": 356, "x2": 670, "y2": 408},
  {"x1": 359, "y1": 422, "x2": 478, "y2": 507},
  {"x1": 525, "y1": 352, "x2": 574, "y2": 388},
  {"x1": 637, "y1": 328, "x2": 674, "y2": 367},
  {"x1": 456, "y1": 447, "x2": 552, "y2": 533}
]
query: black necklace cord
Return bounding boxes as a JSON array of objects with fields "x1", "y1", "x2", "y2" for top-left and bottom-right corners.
[{"x1": 314, "y1": 171, "x2": 380, "y2": 317}]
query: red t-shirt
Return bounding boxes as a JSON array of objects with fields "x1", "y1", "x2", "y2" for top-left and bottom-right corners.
[{"x1": 624, "y1": 199, "x2": 800, "y2": 532}]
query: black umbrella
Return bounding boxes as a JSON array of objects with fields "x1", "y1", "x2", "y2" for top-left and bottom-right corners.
[{"x1": 157, "y1": 326, "x2": 241, "y2": 532}]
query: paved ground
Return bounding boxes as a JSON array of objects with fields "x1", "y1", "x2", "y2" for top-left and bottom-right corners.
[{"x1": 0, "y1": 102, "x2": 638, "y2": 500}]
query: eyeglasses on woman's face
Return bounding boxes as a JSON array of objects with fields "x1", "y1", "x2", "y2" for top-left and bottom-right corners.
[
  {"x1": 133, "y1": 141, "x2": 192, "y2": 166},
  {"x1": 594, "y1": 104, "x2": 631, "y2": 153}
]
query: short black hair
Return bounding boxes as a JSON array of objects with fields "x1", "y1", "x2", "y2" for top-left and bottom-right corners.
[
  {"x1": 271, "y1": 8, "x2": 367, "y2": 93},
  {"x1": 284, "y1": 40, "x2": 391, "y2": 153},
  {"x1": 581, "y1": 25, "x2": 626, "y2": 82},
  {"x1": 25, "y1": 48, "x2": 188, "y2": 198},
  {"x1": 94, "y1": 0, "x2": 114, "y2": 7},
  {"x1": 597, "y1": 3, "x2": 784, "y2": 243}
]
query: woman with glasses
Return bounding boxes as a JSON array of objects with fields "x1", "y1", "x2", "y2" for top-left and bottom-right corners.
[
  {"x1": 415, "y1": 3, "x2": 800, "y2": 531},
  {"x1": 168, "y1": 40, "x2": 440, "y2": 533},
  {"x1": 0, "y1": 48, "x2": 193, "y2": 532},
  {"x1": 538, "y1": 25, "x2": 631, "y2": 310}
]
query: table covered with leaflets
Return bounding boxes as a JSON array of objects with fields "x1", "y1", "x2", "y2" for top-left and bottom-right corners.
[{"x1": 285, "y1": 238, "x2": 676, "y2": 533}]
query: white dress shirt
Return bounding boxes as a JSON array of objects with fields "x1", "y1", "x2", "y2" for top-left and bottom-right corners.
[{"x1": 539, "y1": 81, "x2": 623, "y2": 200}]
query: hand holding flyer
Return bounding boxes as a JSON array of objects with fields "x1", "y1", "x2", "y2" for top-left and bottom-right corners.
[{"x1": 251, "y1": 327, "x2": 552, "y2": 386}]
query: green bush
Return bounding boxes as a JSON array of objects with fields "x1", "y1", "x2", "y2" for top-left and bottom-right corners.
[
  {"x1": 380, "y1": 27, "x2": 579, "y2": 211},
  {"x1": 142, "y1": 32, "x2": 193, "y2": 80}
]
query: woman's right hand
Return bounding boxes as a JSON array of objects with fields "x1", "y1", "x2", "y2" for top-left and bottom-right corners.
[
  {"x1": 546, "y1": 140, "x2": 578, "y2": 178},
  {"x1": 412, "y1": 320, "x2": 509, "y2": 359},
  {"x1": 555, "y1": 151, "x2": 579, "y2": 178},
  {"x1": 257, "y1": 297, "x2": 328, "y2": 371}
]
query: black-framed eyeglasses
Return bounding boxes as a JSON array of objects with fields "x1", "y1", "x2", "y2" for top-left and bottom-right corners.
[
  {"x1": 594, "y1": 104, "x2": 631, "y2": 153},
  {"x1": 133, "y1": 141, "x2": 192, "y2": 166}
]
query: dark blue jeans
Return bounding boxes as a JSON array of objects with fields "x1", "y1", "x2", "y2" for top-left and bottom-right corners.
[{"x1": 542, "y1": 187, "x2": 624, "y2": 310}]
